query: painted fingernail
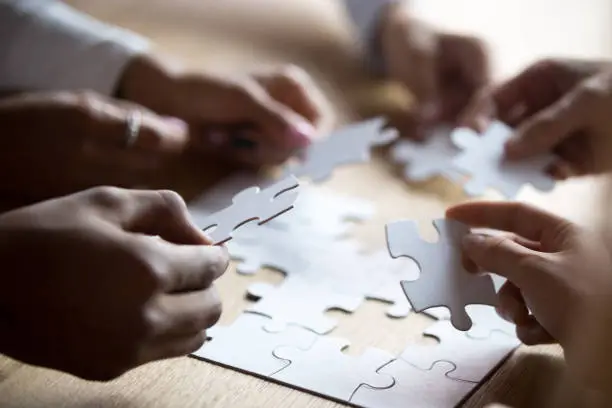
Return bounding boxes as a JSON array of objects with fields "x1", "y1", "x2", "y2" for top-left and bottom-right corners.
[
  {"x1": 288, "y1": 121, "x2": 315, "y2": 148},
  {"x1": 163, "y1": 116, "x2": 188, "y2": 133}
]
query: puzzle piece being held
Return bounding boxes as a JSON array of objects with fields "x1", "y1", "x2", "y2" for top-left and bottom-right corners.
[
  {"x1": 193, "y1": 176, "x2": 299, "y2": 244},
  {"x1": 272, "y1": 336, "x2": 395, "y2": 402},
  {"x1": 451, "y1": 121, "x2": 555, "y2": 198},
  {"x1": 281, "y1": 116, "x2": 398, "y2": 182},
  {"x1": 386, "y1": 219, "x2": 498, "y2": 331}
]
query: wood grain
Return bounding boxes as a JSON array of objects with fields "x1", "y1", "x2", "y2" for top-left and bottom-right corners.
[{"x1": 2, "y1": 1, "x2": 610, "y2": 407}]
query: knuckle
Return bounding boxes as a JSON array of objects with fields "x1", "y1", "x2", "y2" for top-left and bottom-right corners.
[
  {"x1": 275, "y1": 64, "x2": 310, "y2": 86},
  {"x1": 205, "y1": 248, "x2": 229, "y2": 281},
  {"x1": 188, "y1": 332, "x2": 207, "y2": 352},
  {"x1": 86, "y1": 186, "x2": 128, "y2": 210},
  {"x1": 155, "y1": 189, "x2": 188, "y2": 217},
  {"x1": 203, "y1": 289, "x2": 223, "y2": 328}
]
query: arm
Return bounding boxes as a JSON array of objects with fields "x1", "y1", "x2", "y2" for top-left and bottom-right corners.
[
  {"x1": 343, "y1": 0, "x2": 401, "y2": 74},
  {"x1": 0, "y1": 0, "x2": 150, "y2": 95}
]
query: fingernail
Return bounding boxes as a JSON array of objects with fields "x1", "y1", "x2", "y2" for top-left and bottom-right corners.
[
  {"x1": 163, "y1": 116, "x2": 188, "y2": 133},
  {"x1": 462, "y1": 233, "x2": 486, "y2": 249},
  {"x1": 288, "y1": 121, "x2": 315, "y2": 148}
]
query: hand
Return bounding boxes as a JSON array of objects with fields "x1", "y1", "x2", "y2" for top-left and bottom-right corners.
[
  {"x1": 460, "y1": 59, "x2": 612, "y2": 179},
  {"x1": 0, "y1": 187, "x2": 228, "y2": 381},
  {"x1": 447, "y1": 201, "x2": 612, "y2": 390},
  {"x1": 379, "y1": 4, "x2": 490, "y2": 136},
  {"x1": 118, "y1": 56, "x2": 328, "y2": 167},
  {"x1": 0, "y1": 91, "x2": 189, "y2": 200}
]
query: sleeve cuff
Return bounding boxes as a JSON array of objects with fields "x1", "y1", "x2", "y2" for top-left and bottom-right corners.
[
  {"x1": 344, "y1": 0, "x2": 399, "y2": 75},
  {"x1": 0, "y1": 0, "x2": 151, "y2": 95}
]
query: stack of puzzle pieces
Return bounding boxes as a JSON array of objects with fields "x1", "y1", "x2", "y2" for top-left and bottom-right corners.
[{"x1": 186, "y1": 117, "x2": 555, "y2": 407}]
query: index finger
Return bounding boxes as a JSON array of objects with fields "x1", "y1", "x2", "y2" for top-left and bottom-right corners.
[{"x1": 446, "y1": 201, "x2": 572, "y2": 244}]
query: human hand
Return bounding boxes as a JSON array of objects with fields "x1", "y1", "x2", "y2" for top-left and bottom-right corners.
[
  {"x1": 460, "y1": 59, "x2": 612, "y2": 179},
  {"x1": 0, "y1": 187, "x2": 228, "y2": 381},
  {"x1": 379, "y1": 4, "x2": 490, "y2": 137},
  {"x1": 119, "y1": 57, "x2": 328, "y2": 167},
  {"x1": 447, "y1": 201, "x2": 612, "y2": 390},
  {"x1": 0, "y1": 91, "x2": 189, "y2": 200}
]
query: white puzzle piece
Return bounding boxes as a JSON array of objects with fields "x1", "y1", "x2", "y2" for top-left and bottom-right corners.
[
  {"x1": 391, "y1": 127, "x2": 463, "y2": 182},
  {"x1": 362, "y1": 250, "x2": 420, "y2": 318},
  {"x1": 191, "y1": 313, "x2": 317, "y2": 376},
  {"x1": 451, "y1": 121, "x2": 555, "y2": 198},
  {"x1": 281, "y1": 117, "x2": 398, "y2": 182},
  {"x1": 351, "y1": 360, "x2": 477, "y2": 408},
  {"x1": 400, "y1": 320, "x2": 520, "y2": 382},
  {"x1": 193, "y1": 176, "x2": 300, "y2": 244},
  {"x1": 272, "y1": 336, "x2": 395, "y2": 403},
  {"x1": 246, "y1": 275, "x2": 364, "y2": 334},
  {"x1": 229, "y1": 227, "x2": 418, "y2": 318},
  {"x1": 386, "y1": 219, "x2": 498, "y2": 331}
]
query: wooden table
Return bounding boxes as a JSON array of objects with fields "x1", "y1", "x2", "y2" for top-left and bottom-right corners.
[{"x1": 1, "y1": 1, "x2": 610, "y2": 407}]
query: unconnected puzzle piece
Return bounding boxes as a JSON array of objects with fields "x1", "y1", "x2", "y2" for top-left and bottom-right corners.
[
  {"x1": 386, "y1": 219, "x2": 498, "y2": 331},
  {"x1": 191, "y1": 313, "x2": 317, "y2": 376},
  {"x1": 281, "y1": 116, "x2": 398, "y2": 182},
  {"x1": 194, "y1": 176, "x2": 300, "y2": 244},
  {"x1": 351, "y1": 360, "x2": 477, "y2": 408},
  {"x1": 451, "y1": 121, "x2": 555, "y2": 198},
  {"x1": 245, "y1": 276, "x2": 363, "y2": 334},
  {"x1": 272, "y1": 336, "x2": 395, "y2": 403},
  {"x1": 391, "y1": 127, "x2": 463, "y2": 182},
  {"x1": 400, "y1": 320, "x2": 520, "y2": 382}
]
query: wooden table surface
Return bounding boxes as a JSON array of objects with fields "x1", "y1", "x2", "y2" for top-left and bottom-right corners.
[{"x1": 2, "y1": 1, "x2": 611, "y2": 407}]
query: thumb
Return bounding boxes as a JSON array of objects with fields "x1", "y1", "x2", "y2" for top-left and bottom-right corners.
[
  {"x1": 462, "y1": 233, "x2": 543, "y2": 290},
  {"x1": 504, "y1": 83, "x2": 590, "y2": 159}
]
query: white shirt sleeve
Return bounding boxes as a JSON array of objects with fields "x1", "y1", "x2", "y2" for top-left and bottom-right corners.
[
  {"x1": 0, "y1": 0, "x2": 151, "y2": 95},
  {"x1": 343, "y1": 0, "x2": 399, "y2": 74}
]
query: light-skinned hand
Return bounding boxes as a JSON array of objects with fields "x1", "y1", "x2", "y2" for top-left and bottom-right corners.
[
  {"x1": 460, "y1": 59, "x2": 612, "y2": 179},
  {"x1": 447, "y1": 201, "x2": 612, "y2": 391},
  {"x1": 379, "y1": 3, "x2": 490, "y2": 137},
  {"x1": 119, "y1": 56, "x2": 328, "y2": 167}
]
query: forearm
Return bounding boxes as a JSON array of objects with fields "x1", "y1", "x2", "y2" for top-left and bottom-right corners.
[{"x1": 0, "y1": 0, "x2": 150, "y2": 95}]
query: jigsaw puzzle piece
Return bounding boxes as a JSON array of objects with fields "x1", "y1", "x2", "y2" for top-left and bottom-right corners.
[
  {"x1": 391, "y1": 127, "x2": 463, "y2": 183},
  {"x1": 400, "y1": 320, "x2": 520, "y2": 382},
  {"x1": 191, "y1": 313, "x2": 317, "y2": 376},
  {"x1": 386, "y1": 219, "x2": 498, "y2": 331},
  {"x1": 451, "y1": 121, "x2": 555, "y2": 199},
  {"x1": 246, "y1": 276, "x2": 363, "y2": 334},
  {"x1": 351, "y1": 360, "x2": 477, "y2": 408},
  {"x1": 196, "y1": 176, "x2": 300, "y2": 244},
  {"x1": 272, "y1": 336, "x2": 395, "y2": 402},
  {"x1": 281, "y1": 117, "x2": 398, "y2": 182},
  {"x1": 362, "y1": 250, "x2": 420, "y2": 318}
]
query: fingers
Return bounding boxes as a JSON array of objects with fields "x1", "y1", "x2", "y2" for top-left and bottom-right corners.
[
  {"x1": 74, "y1": 91, "x2": 189, "y2": 155},
  {"x1": 446, "y1": 201, "x2": 574, "y2": 245},
  {"x1": 154, "y1": 241, "x2": 229, "y2": 292},
  {"x1": 516, "y1": 316, "x2": 556, "y2": 345},
  {"x1": 504, "y1": 85, "x2": 589, "y2": 159},
  {"x1": 461, "y1": 232, "x2": 543, "y2": 288},
  {"x1": 253, "y1": 65, "x2": 328, "y2": 131},
  {"x1": 87, "y1": 187, "x2": 210, "y2": 245},
  {"x1": 496, "y1": 281, "x2": 530, "y2": 325},
  {"x1": 153, "y1": 287, "x2": 223, "y2": 338}
]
